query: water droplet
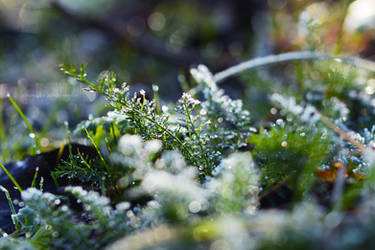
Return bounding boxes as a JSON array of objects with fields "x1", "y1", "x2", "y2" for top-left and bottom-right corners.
[
  {"x1": 162, "y1": 105, "x2": 169, "y2": 113},
  {"x1": 83, "y1": 88, "x2": 96, "y2": 93},
  {"x1": 334, "y1": 58, "x2": 342, "y2": 63},
  {"x1": 188, "y1": 200, "x2": 202, "y2": 213},
  {"x1": 276, "y1": 119, "x2": 285, "y2": 127},
  {"x1": 281, "y1": 141, "x2": 288, "y2": 147},
  {"x1": 200, "y1": 109, "x2": 207, "y2": 115},
  {"x1": 29, "y1": 133, "x2": 35, "y2": 139},
  {"x1": 41, "y1": 137, "x2": 49, "y2": 147},
  {"x1": 249, "y1": 127, "x2": 257, "y2": 133},
  {"x1": 152, "y1": 84, "x2": 159, "y2": 92}
]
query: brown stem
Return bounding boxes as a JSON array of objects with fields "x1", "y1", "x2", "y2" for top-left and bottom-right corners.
[{"x1": 259, "y1": 174, "x2": 295, "y2": 201}]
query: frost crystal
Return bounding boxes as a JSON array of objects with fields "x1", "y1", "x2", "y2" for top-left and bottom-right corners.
[
  {"x1": 142, "y1": 168, "x2": 208, "y2": 203},
  {"x1": 119, "y1": 134, "x2": 143, "y2": 155},
  {"x1": 208, "y1": 152, "x2": 260, "y2": 214},
  {"x1": 179, "y1": 92, "x2": 200, "y2": 106},
  {"x1": 270, "y1": 93, "x2": 321, "y2": 124},
  {"x1": 144, "y1": 140, "x2": 162, "y2": 154},
  {"x1": 190, "y1": 64, "x2": 217, "y2": 90}
]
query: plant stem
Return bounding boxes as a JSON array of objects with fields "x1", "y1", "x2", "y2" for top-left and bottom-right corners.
[
  {"x1": 213, "y1": 51, "x2": 375, "y2": 82},
  {"x1": 183, "y1": 101, "x2": 210, "y2": 173}
]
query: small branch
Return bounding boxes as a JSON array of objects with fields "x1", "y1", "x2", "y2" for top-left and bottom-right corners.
[
  {"x1": 213, "y1": 51, "x2": 375, "y2": 82},
  {"x1": 259, "y1": 175, "x2": 294, "y2": 201},
  {"x1": 319, "y1": 114, "x2": 367, "y2": 153},
  {"x1": 331, "y1": 165, "x2": 347, "y2": 208}
]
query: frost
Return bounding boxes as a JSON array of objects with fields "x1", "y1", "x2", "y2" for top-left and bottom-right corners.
[
  {"x1": 208, "y1": 152, "x2": 260, "y2": 214},
  {"x1": 119, "y1": 134, "x2": 143, "y2": 155},
  {"x1": 142, "y1": 168, "x2": 208, "y2": 203},
  {"x1": 116, "y1": 202, "x2": 131, "y2": 211},
  {"x1": 270, "y1": 93, "x2": 321, "y2": 124},
  {"x1": 179, "y1": 92, "x2": 200, "y2": 106},
  {"x1": 144, "y1": 139, "x2": 162, "y2": 154},
  {"x1": 190, "y1": 64, "x2": 217, "y2": 90},
  {"x1": 155, "y1": 150, "x2": 186, "y2": 173}
]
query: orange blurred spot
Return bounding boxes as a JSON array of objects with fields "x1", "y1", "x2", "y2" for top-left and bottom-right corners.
[
  {"x1": 317, "y1": 169, "x2": 336, "y2": 182},
  {"x1": 353, "y1": 172, "x2": 365, "y2": 180},
  {"x1": 333, "y1": 162, "x2": 345, "y2": 168}
]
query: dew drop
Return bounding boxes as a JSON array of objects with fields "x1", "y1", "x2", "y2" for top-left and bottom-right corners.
[
  {"x1": 281, "y1": 141, "x2": 288, "y2": 147},
  {"x1": 83, "y1": 88, "x2": 96, "y2": 93},
  {"x1": 334, "y1": 58, "x2": 342, "y2": 63},
  {"x1": 152, "y1": 84, "x2": 159, "y2": 92},
  {"x1": 200, "y1": 109, "x2": 207, "y2": 115},
  {"x1": 249, "y1": 127, "x2": 257, "y2": 133},
  {"x1": 276, "y1": 119, "x2": 285, "y2": 127},
  {"x1": 188, "y1": 200, "x2": 202, "y2": 213}
]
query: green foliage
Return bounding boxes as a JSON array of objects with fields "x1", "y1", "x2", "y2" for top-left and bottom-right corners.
[
  {"x1": 60, "y1": 64, "x2": 253, "y2": 177},
  {"x1": 4, "y1": 54, "x2": 375, "y2": 249},
  {"x1": 250, "y1": 122, "x2": 332, "y2": 195},
  {"x1": 209, "y1": 152, "x2": 259, "y2": 214}
]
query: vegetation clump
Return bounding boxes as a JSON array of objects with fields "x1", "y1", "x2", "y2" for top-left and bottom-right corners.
[{"x1": 3, "y1": 53, "x2": 375, "y2": 250}]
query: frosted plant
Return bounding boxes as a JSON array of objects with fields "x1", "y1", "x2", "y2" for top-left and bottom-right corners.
[
  {"x1": 140, "y1": 157, "x2": 209, "y2": 224},
  {"x1": 142, "y1": 168, "x2": 208, "y2": 204},
  {"x1": 209, "y1": 216, "x2": 252, "y2": 250},
  {"x1": 114, "y1": 134, "x2": 162, "y2": 183},
  {"x1": 270, "y1": 93, "x2": 321, "y2": 124},
  {"x1": 118, "y1": 134, "x2": 143, "y2": 156},
  {"x1": 208, "y1": 152, "x2": 260, "y2": 215},
  {"x1": 190, "y1": 64, "x2": 217, "y2": 90},
  {"x1": 154, "y1": 150, "x2": 187, "y2": 174},
  {"x1": 178, "y1": 65, "x2": 254, "y2": 174}
]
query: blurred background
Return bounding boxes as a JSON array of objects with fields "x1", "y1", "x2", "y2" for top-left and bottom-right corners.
[{"x1": 1, "y1": 0, "x2": 375, "y2": 160}]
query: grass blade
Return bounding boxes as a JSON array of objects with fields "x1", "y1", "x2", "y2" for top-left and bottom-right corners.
[
  {"x1": 84, "y1": 128, "x2": 110, "y2": 173},
  {"x1": 0, "y1": 185, "x2": 20, "y2": 229},
  {"x1": 0, "y1": 161, "x2": 23, "y2": 193},
  {"x1": 31, "y1": 167, "x2": 39, "y2": 188},
  {"x1": 7, "y1": 94, "x2": 42, "y2": 154}
]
